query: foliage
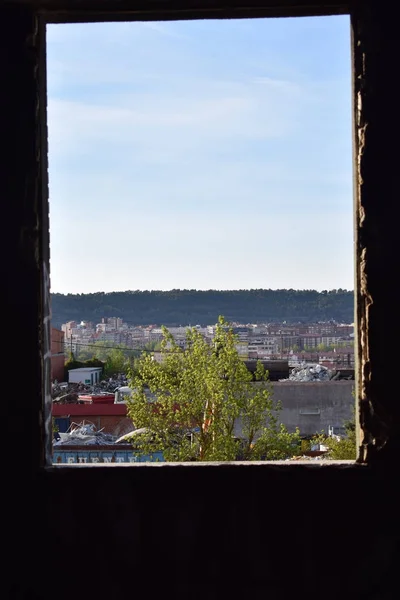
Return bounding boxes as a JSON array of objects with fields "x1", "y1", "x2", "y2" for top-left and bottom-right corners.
[
  {"x1": 323, "y1": 429, "x2": 357, "y2": 459},
  {"x1": 103, "y1": 349, "x2": 131, "y2": 378},
  {"x1": 83, "y1": 357, "x2": 105, "y2": 369},
  {"x1": 72, "y1": 342, "x2": 142, "y2": 379},
  {"x1": 251, "y1": 420, "x2": 302, "y2": 461},
  {"x1": 76, "y1": 341, "x2": 140, "y2": 363},
  {"x1": 325, "y1": 408, "x2": 357, "y2": 459},
  {"x1": 126, "y1": 316, "x2": 300, "y2": 462},
  {"x1": 142, "y1": 340, "x2": 162, "y2": 352},
  {"x1": 307, "y1": 412, "x2": 357, "y2": 460}
]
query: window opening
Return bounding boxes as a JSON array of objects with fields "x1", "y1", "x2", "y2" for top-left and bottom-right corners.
[{"x1": 46, "y1": 15, "x2": 354, "y2": 464}]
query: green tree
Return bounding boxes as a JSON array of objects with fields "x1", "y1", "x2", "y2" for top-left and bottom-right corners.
[
  {"x1": 142, "y1": 340, "x2": 162, "y2": 352},
  {"x1": 126, "y1": 316, "x2": 300, "y2": 462},
  {"x1": 325, "y1": 428, "x2": 357, "y2": 459},
  {"x1": 104, "y1": 348, "x2": 129, "y2": 378},
  {"x1": 73, "y1": 342, "x2": 141, "y2": 375},
  {"x1": 251, "y1": 418, "x2": 301, "y2": 460},
  {"x1": 75, "y1": 348, "x2": 94, "y2": 361},
  {"x1": 324, "y1": 411, "x2": 357, "y2": 459},
  {"x1": 308, "y1": 410, "x2": 357, "y2": 460}
]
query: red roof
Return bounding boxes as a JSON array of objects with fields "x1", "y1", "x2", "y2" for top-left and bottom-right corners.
[
  {"x1": 52, "y1": 403, "x2": 127, "y2": 416},
  {"x1": 78, "y1": 394, "x2": 115, "y2": 404}
]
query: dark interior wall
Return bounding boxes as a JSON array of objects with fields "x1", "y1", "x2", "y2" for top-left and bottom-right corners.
[
  {"x1": 43, "y1": 464, "x2": 397, "y2": 600},
  {"x1": 2, "y1": 1, "x2": 399, "y2": 598}
]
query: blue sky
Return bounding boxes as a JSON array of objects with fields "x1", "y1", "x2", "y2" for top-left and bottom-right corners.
[{"x1": 46, "y1": 15, "x2": 353, "y2": 294}]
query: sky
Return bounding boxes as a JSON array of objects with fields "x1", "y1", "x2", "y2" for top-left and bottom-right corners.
[{"x1": 46, "y1": 15, "x2": 353, "y2": 295}]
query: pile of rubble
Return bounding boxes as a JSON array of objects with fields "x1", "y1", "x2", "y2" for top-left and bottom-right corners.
[
  {"x1": 279, "y1": 363, "x2": 333, "y2": 382},
  {"x1": 53, "y1": 421, "x2": 117, "y2": 445},
  {"x1": 52, "y1": 374, "x2": 129, "y2": 404},
  {"x1": 287, "y1": 454, "x2": 328, "y2": 461}
]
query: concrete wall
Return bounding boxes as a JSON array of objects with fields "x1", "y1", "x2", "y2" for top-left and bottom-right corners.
[
  {"x1": 234, "y1": 381, "x2": 354, "y2": 437},
  {"x1": 273, "y1": 381, "x2": 354, "y2": 435}
]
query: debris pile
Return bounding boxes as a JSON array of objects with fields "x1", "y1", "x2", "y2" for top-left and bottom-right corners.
[
  {"x1": 287, "y1": 454, "x2": 328, "y2": 461},
  {"x1": 52, "y1": 374, "x2": 128, "y2": 403},
  {"x1": 53, "y1": 421, "x2": 117, "y2": 445},
  {"x1": 280, "y1": 363, "x2": 333, "y2": 382}
]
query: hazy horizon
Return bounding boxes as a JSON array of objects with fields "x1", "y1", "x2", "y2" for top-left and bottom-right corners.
[{"x1": 51, "y1": 286, "x2": 354, "y2": 295}]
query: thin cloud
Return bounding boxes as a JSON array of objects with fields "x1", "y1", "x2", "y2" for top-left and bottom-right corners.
[
  {"x1": 47, "y1": 73, "x2": 307, "y2": 164},
  {"x1": 46, "y1": 17, "x2": 353, "y2": 294}
]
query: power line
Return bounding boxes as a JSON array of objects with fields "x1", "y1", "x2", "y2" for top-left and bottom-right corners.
[{"x1": 62, "y1": 341, "x2": 156, "y2": 352}]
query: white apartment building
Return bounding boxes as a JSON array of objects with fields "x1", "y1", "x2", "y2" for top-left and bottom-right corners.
[{"x1": 248, "y1": 336, "x2": 279, "y2": 356}]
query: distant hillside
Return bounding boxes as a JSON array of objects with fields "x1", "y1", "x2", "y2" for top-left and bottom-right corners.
[{"x1": 50, "y1": 289, "x2": 354, "y2": 329}]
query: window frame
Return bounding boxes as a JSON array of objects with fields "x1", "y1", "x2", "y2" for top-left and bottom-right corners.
[{"x1": 5, "y1": 0, "x2": 394, "y2": 472}]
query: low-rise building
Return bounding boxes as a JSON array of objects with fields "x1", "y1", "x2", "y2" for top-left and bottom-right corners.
[{"x1": 68, "y1": 367, "x2": 102, "y2": 385}]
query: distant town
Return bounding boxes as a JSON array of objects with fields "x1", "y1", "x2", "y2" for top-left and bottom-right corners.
[{"x1": 52, "y1": 316, "x2": 354, "y2": 378}]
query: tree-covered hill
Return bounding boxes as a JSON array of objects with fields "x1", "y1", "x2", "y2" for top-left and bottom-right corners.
[{"x1": 50, "y1": 289, "x2": 354, "y2": 329}]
